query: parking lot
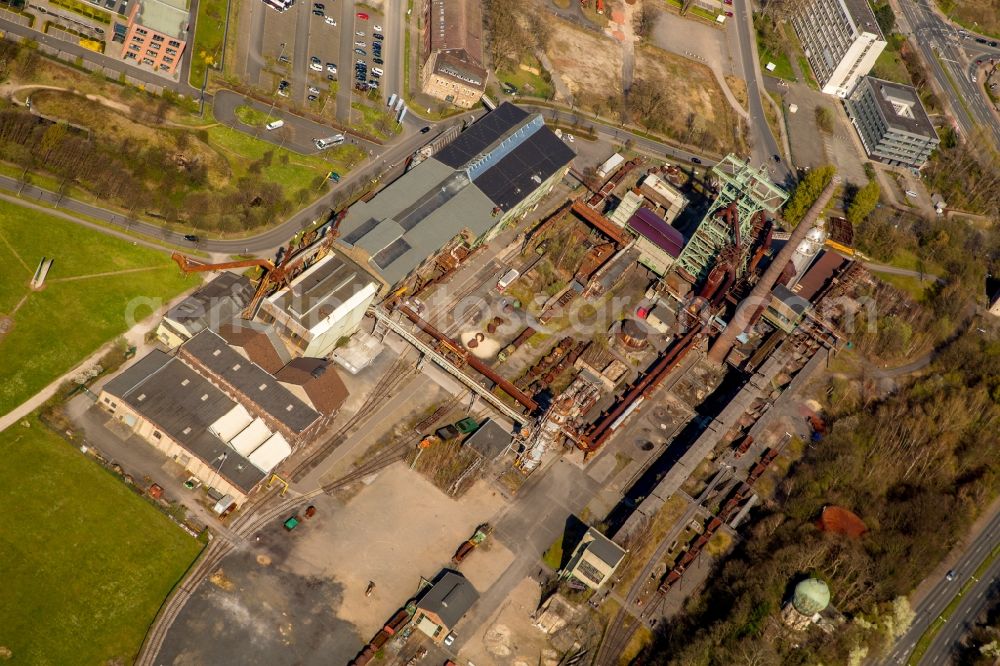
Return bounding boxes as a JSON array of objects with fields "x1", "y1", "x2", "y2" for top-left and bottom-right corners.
[{"x1": 240, "y1": 0, "x2": 389, "y2": 118}]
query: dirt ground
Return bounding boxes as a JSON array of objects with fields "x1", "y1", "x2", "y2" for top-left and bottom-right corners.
[
  {"x1": 634, "y1": 45, "x2": 738, "y2": 143},
  {"x1": 463, "y1": 577, "x2": 555, "y2": 666},
  {"x1": 725, "y1": 75, "x2": 749, "y2": 110},
  {"x1": 545, "y1": 18, "x2": 623, "y2": 102},
  {"x1": 287, "y1": 464, "x2": 509, "y2": 637}
]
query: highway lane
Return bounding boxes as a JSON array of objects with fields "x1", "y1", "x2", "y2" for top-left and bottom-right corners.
[
  {"x1": 732, "y1": 0, "x2": 792, "y2": 185},
  {"x1": 920, "y1": 553, "x2": 1000, "y2": 665},
  {"x1": 895, "y1": 0, "x2": 1000, "y2": 147},
  {"x1": 881, "y1": 508, "x2": 1000, "y2": 665}
]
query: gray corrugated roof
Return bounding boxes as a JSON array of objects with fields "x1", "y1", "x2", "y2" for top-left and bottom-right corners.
[
  {"x1": 435, "y1": 103, "x2": 530, "y2": 168},
  {"x1": 182, "y1": 330, "x2": 320, "y2": 433},
  {"x1": 164, "y1": 273, "x2": 253, "y2": 332},
  {"x1": 474, "y1": 126, "x2": 575, "y2": 210},
  {"x1": 103, "y1": 351, "x2": 266, "y2": 493},
  {"x1": 418, "y1": 570, "x2": 479, "y2": 628},
  {"x1": 583, "y1": 527, "x2": 626, "y2": 568},
  {"x1": 269, "y1": 253, "x2": 376, "y2": 331},
  {"x1": 461, "y1": 418, "x2": 512, "y2": 459}
]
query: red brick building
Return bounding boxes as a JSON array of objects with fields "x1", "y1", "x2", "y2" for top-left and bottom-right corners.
[{"x1": 120, "y1": 0, "x2": 188, "y2": 75}]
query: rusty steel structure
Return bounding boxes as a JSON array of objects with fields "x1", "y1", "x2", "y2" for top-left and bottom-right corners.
[
  {"x1": 708, "y1": 177, "x2": 838, "y2": 364},
  {"x1": 397, "y1": 305, "x2": 538, "y2": 413}
]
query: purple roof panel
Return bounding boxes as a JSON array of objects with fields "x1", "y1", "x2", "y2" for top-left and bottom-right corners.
[{"x1": 627, "y1": 207, "x2": 684, "y2": 257}]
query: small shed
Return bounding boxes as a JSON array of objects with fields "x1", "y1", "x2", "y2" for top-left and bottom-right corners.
[{"x1": 461, "y1": 418, "x2": 513, "y2": 460}]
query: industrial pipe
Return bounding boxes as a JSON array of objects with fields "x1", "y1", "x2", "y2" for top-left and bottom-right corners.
[{"x1": 707, "y1": 176, "x2": 838, "y2": 364}]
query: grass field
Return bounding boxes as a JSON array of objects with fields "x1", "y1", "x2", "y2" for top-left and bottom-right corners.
[
  {"x1": 936, "y1": 0, "x2": 1000, "y2": 38},
  {"x1": 234, "y1": 103, "x2": 275, "y2": 127},
  {"x1": 189, "y1": 0, "x2": 228, "y2": 87},
  {"x1": 0, "y1": 416, "x2": 203, "y2": 664},
  {"x1": 497, "y1": 56, "x2": 555, "y2": 99},
  {"x1": 0, "y1": 201, "x2": 195, "y2": 414},
  {"x1": 756, "y1": 24, "x2": 795, "y2": 81}
]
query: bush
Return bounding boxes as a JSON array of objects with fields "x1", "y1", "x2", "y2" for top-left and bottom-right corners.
[
  {"x1": 815, "y1": 105, "x2": 834, "y2": 134},
  {"x1": 783, "y1": 165, "x2": 835, "y2": 226}
]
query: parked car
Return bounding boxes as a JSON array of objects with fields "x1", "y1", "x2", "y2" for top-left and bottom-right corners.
[
  {"x1": 278, "y1": 54, "x2": 290, "y2": 64},
  {"x1": 327, "y1": 73, "x2": 336, "y2": 81},
  {"x1": 313, "y1": 2, "x2": 324, "y2": 9},
  {"x1": 308, "y1": 85, "x2": 320, "y2": 94},
  {"x1": 354, "y1": 48, "x2": 366, "y2": 55},
  {"x1": 374, "y1": 23, "x2": 382, "y2": 31},
  {"x1": 371, "y1": 66, "x2": 383, "y2": 77},
  {"x1": 326, "y1": 62, "x2": 337, "y2": 73},
  {"x1": 307, "y1": 94, "x2": 318, "y2": 102},
  {"x1": 312, "y1": 8, "x2": 323, "y2": 15},
  {"x1": 355, "y1": 40, "x2": 366, "y2": 47},
  {"x1": 309, "y1": 56, "x2": 323, "y2": 71},
  {"x1": 373, "y1": 57, "x2": 384, "y2": 65},
  {"x1": 355, "y1": 30, "x2": 365, "y2": 36},
  {"x1": 444, "y1": 632, "x2": 456, "y2": 647},
  {"x1": 357, "y1": 12, "x2": 368, "y2": 19},
  {"x1": 324, "y1": 16, "x2": 336, "y2": 26},
  {"x1": 373, "y1": 32, "x2": 384, "y2": 40},
  {"x1": 328, "y1": 171, "x2": 341, "y2": 182},
  {"x1": 724, "y1": 10, "x2": 733, "y2": 15},
  {"x1": 420, "y1": 126, "x2": 431, "y2": 133}
]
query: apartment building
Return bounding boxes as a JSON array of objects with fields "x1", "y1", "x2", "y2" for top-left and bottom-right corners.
[
  {"x1": 119, "y1": 0, "x2": 188, "y2": 75},
  {"x1": 845, "y1": 76, "x2": 940, "y2": 168},
  {"x1": 792, "y1": 0, "x2": 886, "y2": 97}
]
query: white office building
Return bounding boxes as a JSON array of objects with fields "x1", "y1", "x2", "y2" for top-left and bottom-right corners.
[{"x1": 792, "y1": 0, "x2": 887, "y2": 98}]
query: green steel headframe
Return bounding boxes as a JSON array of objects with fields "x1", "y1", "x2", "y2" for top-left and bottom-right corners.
[{"x1": 675, "y1": 154, "x2": 789, "y2": 284}]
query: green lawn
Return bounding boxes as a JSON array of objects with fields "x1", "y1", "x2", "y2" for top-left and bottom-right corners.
[
  {"x1": 233, "y1": 103, "x2": 275, "y2": 127},
  {"x1": 350, "y1": 101, "x2": 400, "y2": 140},
  {"x1": 189, "y1": 0, "x2": 228, "y2": 88},
  {"x1": 497, "y1": 56, "x2": 555, "y2": 99},
  {"x1": 0, "y1": 201, "x2": 196, "y2": 413},
  {"x1": 0, "y1": 416, "x2": 203, "y2": 664},
  {"x1": 206, "y1": 124, "x2": 365, "y2": 190},
  {"x1": 756, "y1": 35, "x2": 795, "y2": 81},
  {"x1": 873, "y1": 35, "x2": 913, "y2": 85}
]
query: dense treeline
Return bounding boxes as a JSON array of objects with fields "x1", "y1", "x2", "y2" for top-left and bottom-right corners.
[
  {"x1": 644, "y1": 326, "x2": 1000, "y2": 665},
  {"x1": 925, "y1": 127, "x2": 1000, "y2": 220}
]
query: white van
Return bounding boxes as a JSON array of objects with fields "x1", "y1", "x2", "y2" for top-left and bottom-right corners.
[
  {"x1": 371, "y1": 67, "x2": 384, "y2": 77},
  {"x1": 497, "y1": 268, "x2": 520, "y2": 292},
  {"x1": 314, "y1": 134, "x2": 345, "y2": 149},
  {"x1": 265, "y1": 119, "x2": 285, "y2": 131}
]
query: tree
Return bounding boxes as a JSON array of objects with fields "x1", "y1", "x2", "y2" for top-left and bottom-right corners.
[
  {"x1": 782, "y1": 165, "x2": 835, "y2": 226},
  {"x1": 847, "y1": 179, "x2": 880, "y2": 225},
  {"x1": 815, "y1": 105, "x2": 834, "y2": 134},
  {"x1": 872, "y1": 3, "x2": 896, "y2": 36}
]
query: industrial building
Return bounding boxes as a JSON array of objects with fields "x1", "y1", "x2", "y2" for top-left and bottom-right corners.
[
  {"x1": 791, "y1": 0, "x2": 886, "y2": 97},
  {"x1": 337, "y1": 103, "x2": 574, "y2": 286},
  {"x1": 420, "y1": 0, "x2": 487, "y2": 108},
  {"x1": 100, "y1": 329, "x2": 349, "y2": 505},
  {"x1": 156, "y1": 273, "x2": 254, "y2": 349},
  {"x1": 562, "y1": 527, "x2": 627, "y2": 590},
  {"x1": 118, "y1": 0, "x2": 188, "y2": 75},
  {"x1": 844, "y1": 76, "x2": 940, "y2": 169},
  {"x1": 413, "y1": 570, "x2": 479, "y2": 642},
  {"x1": 255, "y1": 251, "x2": 380, "y2": 358},
  {"x1": 639, "y1": 173, "x2": 688, "y2": 225},
  {"x1": 626, "y1": 207, "x2": 686, "y2": 276}
]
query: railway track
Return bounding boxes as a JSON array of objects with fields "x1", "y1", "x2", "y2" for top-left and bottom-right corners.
[{"x1": 289, "y1": 353, "x2": 417, "y2": 482}]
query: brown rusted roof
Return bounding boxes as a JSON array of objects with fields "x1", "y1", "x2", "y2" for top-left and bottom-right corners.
[
  {"x1": 275, "y1": 357, "x2": 349, "y2": 416},
  {"x1": 427, "y1": 0, "x2": 483, "y2": 67},
  {"x1": 794, "y1": 251, "x2": 848, "y2": 301},
  {"x1": 217, "y1": 322, "x2": 290, "y2": 375}
]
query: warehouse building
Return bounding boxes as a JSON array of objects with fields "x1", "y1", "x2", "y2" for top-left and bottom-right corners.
[
  {"x1": 414, "y1": 570, "x2": 479, "y2": 643},
  {"x1": 420, "y1": 0, "x2": 487, "y2": 108},
  {"x1": 156, "y1": 273, "x2": 254, "y2": 349},
  {"x1": 337, "y1": 103, "x2": 575, "y2": 286},
  {"x1": 100, "y1": 330, "x2": 349, "y2": 505},
  {"x1": 844, "y1": 76, "x2": 940, "y2": 169},
  {"x1": 255, "y1": 251, "x2": 380, "y2": 358},
  {"x1": 626, "y1": 207, "x2": 685, "y2": 276},
  {"x1": 792, "y1": 0, "x2": 886, "y2": 97}
]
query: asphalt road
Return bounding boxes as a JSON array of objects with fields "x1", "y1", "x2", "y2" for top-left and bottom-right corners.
[
  {"x1": 894, "y1": 0, "x2": 1000, "y2": 148},
  {"x1": 0, "y1": 14, "x2": 189, "y2": 93},
  {"x1": 731, "y1": 0, "x2": 793, "y2": 185},
  {"x1": 213, "y1": 88, "x2": 381, "y2": 154},
  {"x1": 881, "y1": 508, "x2": 1000, "y2": 665}
]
